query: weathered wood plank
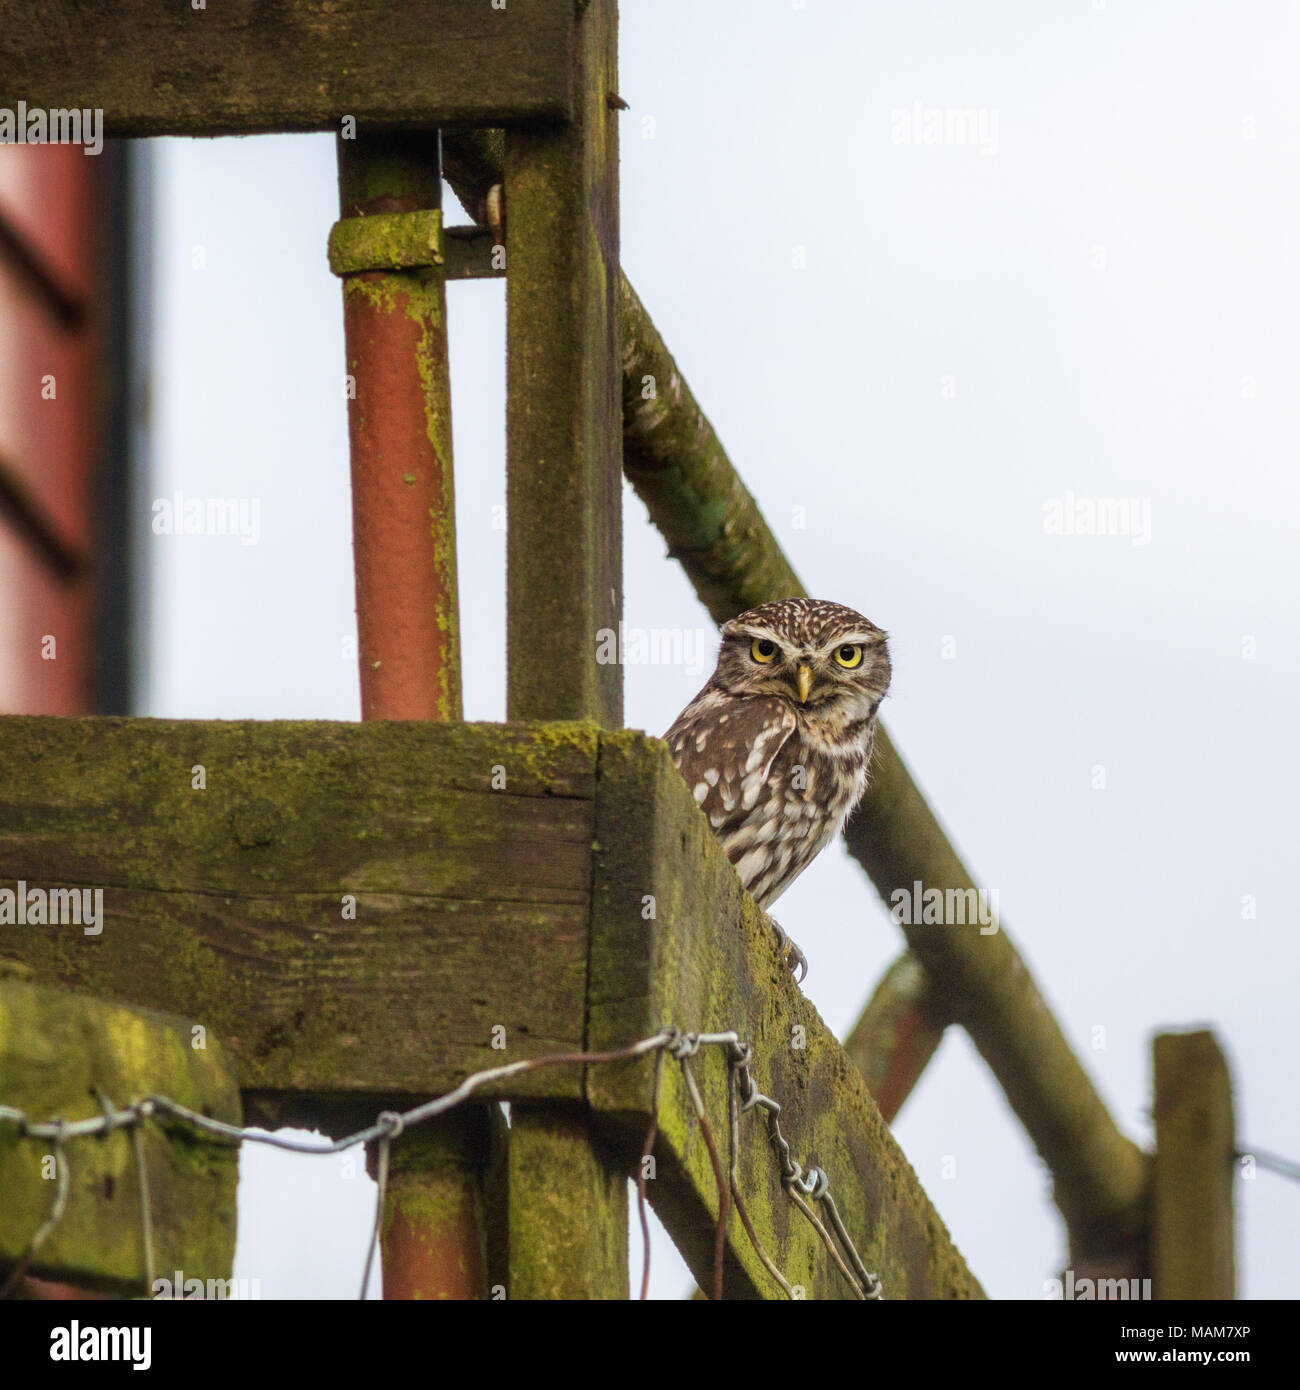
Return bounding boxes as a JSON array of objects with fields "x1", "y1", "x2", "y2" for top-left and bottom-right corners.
[
  {"x1": 587, "y1": 731, "x2": 983, "y2": 1300},
  {"x1": 0, "y1": 717, "x2": 598, "y2": 1108},
  {"x1": 495, "y1": 0, "x2": 626, "y2": 1301},
  {"x1": 487, "y1": 1103, "x2": 629, "y2": 1300},
  {"x1": 0, "y1": 0, "x2": 575, "y2": 136},
  {"x1": 504, "y1": 0, "x2": 622, "y2": 727},
  {"x1": 1151, "y1": 1030, "x2": 1235, "y2": 1299},
  {"x1": 0, "y1": 977, "x2": 240, "y2": 1296}
]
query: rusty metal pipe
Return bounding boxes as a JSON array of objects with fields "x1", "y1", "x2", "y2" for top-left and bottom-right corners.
[
  {"x1": 334, "y1": 132, "x2": 476, "y2": 1299},
  {"x1": 334, "y1": 132, "x2": 461, "y2": 722}
]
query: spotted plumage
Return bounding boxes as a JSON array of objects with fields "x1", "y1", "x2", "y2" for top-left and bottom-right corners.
[{"x1": 664, "y1": 598, "x2": 891, "y2": 977}]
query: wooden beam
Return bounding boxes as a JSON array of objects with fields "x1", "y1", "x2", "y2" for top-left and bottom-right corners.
[
  {"x1": 0, "y1": 716, "x2": 599, "y2": 1114},
  {"x1": 587, "y1": 733, "x2": 984, "y2": 1300},
  {"x1": 0, "y1": 0, "x2": 576, "y2": 136},
  {"x1": 1151, "y1": 1030, "x2": 1235, "y2": 1299},
  {"x1": 496, "y1": 0, "x2": 627, "y2": 1298},
  {"x1": 504, "y1": 0, "x2": 622, "y2": 727},
  {"x1": 443, "y1": 229, "x2": 506, "y2": 281},
  {"x1": 0, "y1": 714, "x2": 983, "y2": 1297},
  {"x1": 0, "y1": 976, "x2": 240, "y2": 1296},
  {"x1": 487, "y1": 1103, "x2": 629, "y2": 1299}
]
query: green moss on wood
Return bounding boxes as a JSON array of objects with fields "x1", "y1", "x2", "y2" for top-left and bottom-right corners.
[
  {"x1": 587, "y1": 731, "x2": 983, "y2": 1300},
  {"x1": 0, "y1": 0, "x2": 577, "y2": 135},
  {"x1": 328, "y1": 209, "x2": 443, "y2": 276},
  {"x1": 501, "y1": 0, "x2": 622, "y2": 729},
  {"x1": 0, "y1": 717, "x2": 601, "y2": 1109},
  {"x1": 497, "y1": 1106, "x2": 628, "y2": 1300},
  {"x1": 0, "y1": 979, "x2": 239, "y2": 1295}
]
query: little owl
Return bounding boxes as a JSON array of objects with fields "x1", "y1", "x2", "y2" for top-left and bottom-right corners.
[{"x1": 665, "y1": 598, "x2": 891, "y2": 981}]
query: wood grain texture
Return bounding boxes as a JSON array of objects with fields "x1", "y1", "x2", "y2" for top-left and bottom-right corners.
[
  {"x1": 0, "y1": 977, "x2": 240, "y2": 1295},
  {"x1": 497, "y1": 0, "x2": 627, "y2": 1298},
  {"x1": 587, "y1": 731, "x2": 983, "y2": 1301},
  {"x1": 504, "y1": 0, "x2": 622, "y2": 727},
  {"x1": 0, "y1": 717, "x2": 599, "y2": 1113},
  {"x1": 488, "y1": 1103, "x2": 629, "y2": 1300},
  {"x1": 0, "y1": 0, "x2": 575, "y2": 135}
]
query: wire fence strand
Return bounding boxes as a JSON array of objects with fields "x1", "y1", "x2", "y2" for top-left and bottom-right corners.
[{"x1": 0, "y1": 1025, "x2": 881, "y2": 1302}]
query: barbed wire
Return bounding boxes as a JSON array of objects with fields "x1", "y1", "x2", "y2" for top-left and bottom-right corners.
[{"x1": 0, "y1": 1025, "x2": 881, "y2": 1302}]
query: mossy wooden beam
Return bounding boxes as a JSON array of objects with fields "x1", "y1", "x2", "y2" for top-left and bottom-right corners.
[
  {"x1": 1151, "y1": 1030, "x2": 1235, "y2": 1299},
  {"x1": 487, "y1": 1103, "x2": 629, "y2": 1300},
  {"x1": 0, "y1": 716, "x2": 600, "y2": 1120},
  {"x1": 587, "y1": 732, "x2": 983, "y2": 1300},
  {"x1": 0, "y1": 977, "x2": 239, "y2": 1296},
  {"x1": 503, "y1": 1, "x2": 622, "y2": 727},
  {"x1": 497, "y1": 0, "x2": 628, "y2": 1299},
  {"x1": 0, "y1": 0, "x2": 576, "y2": 136}
]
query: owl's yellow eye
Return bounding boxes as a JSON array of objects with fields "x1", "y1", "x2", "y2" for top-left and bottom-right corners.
[
  {"x1": 833, "y1": 644, "x2": 863, "y2": 669},
  {"x1": 750, "y1": 638, "x2": 778, "y2": 664}
]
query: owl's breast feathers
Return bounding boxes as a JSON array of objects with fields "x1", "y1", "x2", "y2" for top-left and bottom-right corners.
[{"x1": 665, "y1": 688, "x2": 876, "y2": 908}]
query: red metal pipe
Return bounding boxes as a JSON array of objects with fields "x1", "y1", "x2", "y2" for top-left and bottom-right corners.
[
  {"x1": 336, "y1": 134, "x2": 461, "y2": 722},
  {"x1": 336, "y1": 133, "x2": 479, "y2": 1300}
]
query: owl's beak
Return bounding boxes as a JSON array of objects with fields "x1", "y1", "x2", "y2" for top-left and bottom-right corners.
[{"x1": 796, "y1": 663, "x2": 815, "y2": 704}]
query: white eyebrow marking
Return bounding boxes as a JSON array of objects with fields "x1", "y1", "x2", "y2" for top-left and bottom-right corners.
[{"x1": 731, "y1": 625, "x2": 788, "y2": 648}]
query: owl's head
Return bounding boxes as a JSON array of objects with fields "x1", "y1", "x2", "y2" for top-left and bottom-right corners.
[{"x1": 713, "y1": 598, "x2": 891, "y2": 716}]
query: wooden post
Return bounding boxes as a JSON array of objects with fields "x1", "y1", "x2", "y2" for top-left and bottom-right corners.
[
  {"x1": 488, "y1": 1105, "x2": 628, "y2": 1300},
  {"x1": 0, "y1": 978, "x2": 240, "y2": 1296},
  {"x1": 504, "y1": 2, "x2": 622, "y2": 729},
  {"x1": 497, "y1": 0, "x2": 629, "y2": 1298},
  {"x1": 1151, "y1": 1030, "x2": 1235, "y2": 1300}
]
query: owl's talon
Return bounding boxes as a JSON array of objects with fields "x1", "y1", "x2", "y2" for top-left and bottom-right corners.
[{"x1": 767, "y1": 917, "x2": 808, "y2": 984}]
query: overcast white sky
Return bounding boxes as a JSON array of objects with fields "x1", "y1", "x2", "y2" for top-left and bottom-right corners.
[{"x1": 144, "y1": 0, "x2": 1299, "y2": 1299}]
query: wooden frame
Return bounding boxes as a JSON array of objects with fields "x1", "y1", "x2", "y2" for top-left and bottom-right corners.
[
  {"x1": 0, "y1": 715, "x2": 981, "y2": 1298},
  {"x1": 0, "y1": 0, "x2": 576, "y2": 136}
]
